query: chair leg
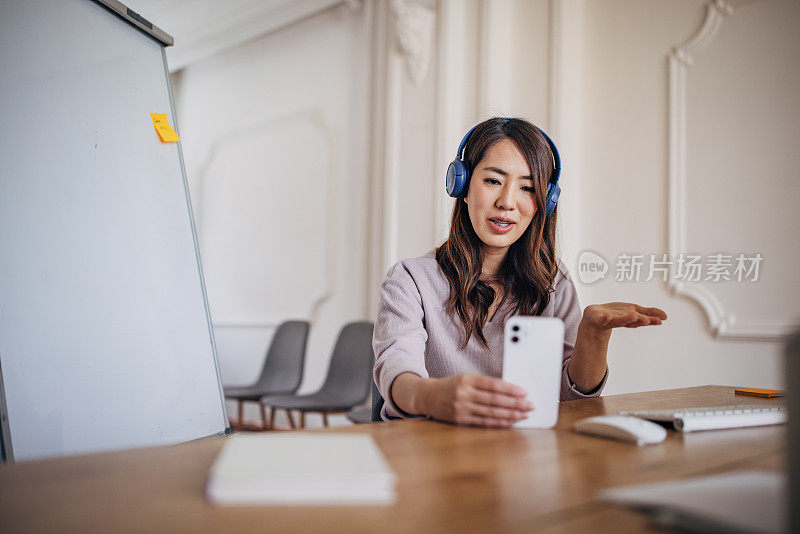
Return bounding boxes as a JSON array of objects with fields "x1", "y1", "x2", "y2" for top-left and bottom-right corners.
[
  {"x1": 237, "y1": 400, "x2": 243, "y2": 427},
  {"x1": 286, "y1": 410, "x2": 296, "y2": 429},
  {"x1": 269, "y1": 407, "x2": 276, "y2": 430},
  {"x1": 260, "y1": 403, "x2": 268, "y2": 430},
  {"x1": 300, "y1": 412, "x2": 306, "y2": 429},
  {"x1": 322, "y1": 412, "x2": 329, "y2": 427}
]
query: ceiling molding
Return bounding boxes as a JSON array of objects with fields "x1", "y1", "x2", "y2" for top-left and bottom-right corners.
[{"x1": 127, "y1": 0, "x2": 355, "y2": 71}]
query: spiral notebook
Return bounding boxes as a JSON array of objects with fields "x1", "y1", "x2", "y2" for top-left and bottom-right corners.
[{"x1": 206, "y1": 433, "x2": 397, "y2": 505}]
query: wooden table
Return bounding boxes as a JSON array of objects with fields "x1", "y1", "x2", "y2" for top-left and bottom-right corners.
[{"x1": 0, "y1": 386, "x2": 785, "y2": 533}]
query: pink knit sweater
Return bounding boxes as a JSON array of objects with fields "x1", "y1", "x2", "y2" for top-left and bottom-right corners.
[{"x1": 372, "y1": 250, "x2": 607, "y2": 420}]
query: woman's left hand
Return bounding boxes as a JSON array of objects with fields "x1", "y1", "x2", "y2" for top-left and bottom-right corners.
[
  {"x1": 581, "y1": 302, "x2": 667, "y2": 332},
  {"x1": 569, "y1": 303, "x2": 667, "y2": 393}
]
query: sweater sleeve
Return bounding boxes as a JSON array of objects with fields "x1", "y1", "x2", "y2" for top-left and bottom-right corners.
[
  {"x1": 553, "y1": 263, "x2": 608, "y2": 401},
  {"x1": 372, "y1": 262, "x2": 430, "y2": 419}
]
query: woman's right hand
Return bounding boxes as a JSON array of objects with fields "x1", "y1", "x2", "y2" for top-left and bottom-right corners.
[{"x1": 418, "y1": 374, "x2": 533, "y2": 428}]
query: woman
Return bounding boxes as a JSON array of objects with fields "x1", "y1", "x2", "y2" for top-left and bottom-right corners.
[{"x1": 373, "y1": 117, "x2": 666, "y2": 427}]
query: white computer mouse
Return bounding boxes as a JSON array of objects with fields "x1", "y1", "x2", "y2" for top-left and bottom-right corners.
[{"x1": 573, "y1": 415, "x2": 667, "y2": 446}]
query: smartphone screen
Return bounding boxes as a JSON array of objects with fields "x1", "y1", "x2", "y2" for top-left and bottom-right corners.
[{"x1": 502, "y1": 317, "x2": 564, "y2": 429}]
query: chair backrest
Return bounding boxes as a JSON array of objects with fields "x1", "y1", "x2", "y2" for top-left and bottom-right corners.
[
  {"x1": 319, "y1": 322, "x2": 375, "y2": 408},
  {"x1": 252, "y1": 320, "x2": 309, "y2": 394},
  {"x1": 788, "y1": 328, "x2": 800, "y2": 533},
  {"x1": 371, "y1": 380, "x2": 385, "y2": 422}
]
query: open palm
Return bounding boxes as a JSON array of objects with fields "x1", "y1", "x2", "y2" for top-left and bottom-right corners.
[{"x1": 583, "y1": 302, "x2": 667, "y2": 330}]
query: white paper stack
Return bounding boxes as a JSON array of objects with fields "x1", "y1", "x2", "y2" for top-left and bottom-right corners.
[{"x1": 206, "y1": 433, "x2": 397, "y2": 505}]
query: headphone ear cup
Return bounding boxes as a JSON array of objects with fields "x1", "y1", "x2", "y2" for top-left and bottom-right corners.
[
  {"x1": 545, "y1": 182, "x2": 561, "y2": 217},
  {"x1": 446, "y1": 159, "x2": 469, "y2": 197}
]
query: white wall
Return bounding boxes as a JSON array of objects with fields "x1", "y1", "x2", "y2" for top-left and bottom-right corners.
[
  {"x1": 563, "y1": 0, "x2": 798, "y2": 393},
  {"x1": 172, "y1": 2, "x2": 371, "y2": 427},
  {"x1": 167, "y1": 0, "x2": 798, "y2": 421}
]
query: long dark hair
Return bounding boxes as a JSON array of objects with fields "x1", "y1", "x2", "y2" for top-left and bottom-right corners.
[{"x1": 435, "y1": 117, "x2": 559, "y2": 348}]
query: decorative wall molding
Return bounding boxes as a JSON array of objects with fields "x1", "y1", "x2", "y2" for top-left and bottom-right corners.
[
  {"x1": 368, "y1": 0, "x2": 439, "y2": 316},
  {"x1": 477, "y1": 0, "x2": 491, "y2": 114},
  {"x1": 376, "y1": 0, "x2": 401, "y2": 294},
  {"x1": 366, "y1": 0, "x2": 392, "y2": 317},
  {"x1": 194, "y1": 108, "x2": 338, "y2": 327},
  {"x1": 548, "y1": 0, "x2": 574, "y2": 264},
  {"x1": 548, "y1": 0, "x2": 562, "y2": 133},
  {"x1": 670, "y1": 0, "x2": 733, "y2": 67},
  {"x1": 433, "y1": 0, "x2": 464, "y2": 245},
  {"x1": 667, "y1": 0, "x2": 793, "y2": 341},
  {"x1": 390, "y1": 0, "x2": 436, "y2": 85}
]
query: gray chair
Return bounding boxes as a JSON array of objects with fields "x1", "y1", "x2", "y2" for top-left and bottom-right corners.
[
  {"x1": 346, "y1": 406, "x2": 372, "y2": 424},
  {"x1": 348, "y1": 381, "x2": 383, "y2": 424},
  {"x1": 260, "y1": 322, "x2": 374, "y2": 428},
  {"x1": 371, "y1": 380, "x2": 384, "y2": 422},
  {"x1": 224, "y1": 320, "x2": 309, "y2": 429}
]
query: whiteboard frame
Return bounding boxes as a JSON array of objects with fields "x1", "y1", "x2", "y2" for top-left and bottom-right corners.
[
  {"x1": 0, "y1": 0, "x2": 230, "y2": 463},
  {"x1": 94, "y1": 0, "x2": 174, "y2": 46},
  {"x1": 0, "y1": 357, "x2": 11, "y2": 462},
  {"x1": 160, "y1": 42, "x2": 231, "y2": 442},
  {"x1": 160, "y1": 44, "x2": 231, "y2": 442}
]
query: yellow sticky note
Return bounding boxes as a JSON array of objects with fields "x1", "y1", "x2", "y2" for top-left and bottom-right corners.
[{"x1": 150, "y1": 113, "x2": 180, "y2": 143}]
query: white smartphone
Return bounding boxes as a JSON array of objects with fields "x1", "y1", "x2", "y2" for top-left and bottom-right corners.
[{"x1": 502, "y1": 317, "x2": 565, "y2": 429}]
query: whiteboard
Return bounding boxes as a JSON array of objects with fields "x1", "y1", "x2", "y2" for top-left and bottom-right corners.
[{"x1": 0, "y1": 0, "x2": 229, "y2": 461}]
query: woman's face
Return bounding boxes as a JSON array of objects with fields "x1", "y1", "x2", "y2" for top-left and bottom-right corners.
[{"x1": 464, "y1": 138, "x2": 537, "y2": 256}]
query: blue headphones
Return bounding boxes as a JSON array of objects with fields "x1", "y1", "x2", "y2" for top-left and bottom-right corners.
[{"x1": 445, "y1": 119, "x2": 562, "y2": 218}]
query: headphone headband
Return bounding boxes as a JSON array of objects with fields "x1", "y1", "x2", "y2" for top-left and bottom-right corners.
[
  {"x1": 455, "y1": 124, "x2": 479, "y2": 159},
  {"x1": 446, "y1": 118, "x2": 562, "y2": 218},
  {"x1": 455, "y1": 119, "x2": 560, "y2": 184}
]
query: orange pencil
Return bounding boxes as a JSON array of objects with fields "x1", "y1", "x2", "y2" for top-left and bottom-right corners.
[{"x1": 735, "y1": 388, "x2": 784, "y2": 398}]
